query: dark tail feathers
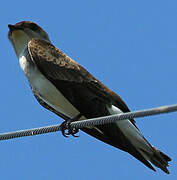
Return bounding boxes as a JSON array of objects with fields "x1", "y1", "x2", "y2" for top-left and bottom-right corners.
[{"x1": 141, "y1": 146, "x2": 171, "y2": 174}]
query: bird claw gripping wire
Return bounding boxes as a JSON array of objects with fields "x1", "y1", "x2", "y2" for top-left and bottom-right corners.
[{"x1": 60, "y1": 113, "x2": 82, "y2": 137}]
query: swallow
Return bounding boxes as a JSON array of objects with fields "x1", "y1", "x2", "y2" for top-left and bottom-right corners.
[{"x1": 8, "y1": 21, "x2": 171, "y2": 173}]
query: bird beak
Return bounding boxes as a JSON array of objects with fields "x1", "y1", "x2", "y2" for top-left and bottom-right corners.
[
  {"x1": 8, "y1": 24, "x2": 22, "y2": 32},
  {"x1": 8, "y1": 24, "x2": 16, "y2": 31}
]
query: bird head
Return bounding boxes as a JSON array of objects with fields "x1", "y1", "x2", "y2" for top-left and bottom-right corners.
[{"x1": 8, "y1": 21, "x2": 50, "y2": 57}]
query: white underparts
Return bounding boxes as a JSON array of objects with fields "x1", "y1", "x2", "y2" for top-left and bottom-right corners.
[
  {"x1": 19, "y1": 55, "x2": 85, "y2": 119},
  {"x1": 107, "y1": 105, "x2": 153, "y2": 158}
]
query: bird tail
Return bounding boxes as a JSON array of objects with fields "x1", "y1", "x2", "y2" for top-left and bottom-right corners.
[{"x1": 139, "y1": 146, "x2": 171, "y2": 174}]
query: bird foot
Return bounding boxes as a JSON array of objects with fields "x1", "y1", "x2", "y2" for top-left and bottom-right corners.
[{"x1": 60, "y1": 113, "x2": 82, "y2": 137}]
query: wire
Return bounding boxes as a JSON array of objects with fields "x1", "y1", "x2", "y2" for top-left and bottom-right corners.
[{"x1": 0, "y1": 104, "x2": 177, "y2": 141}]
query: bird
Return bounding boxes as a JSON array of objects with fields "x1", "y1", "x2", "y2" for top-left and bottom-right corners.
[{"x1": 8, "y1": 21, "x2": 171, "y2": 174}]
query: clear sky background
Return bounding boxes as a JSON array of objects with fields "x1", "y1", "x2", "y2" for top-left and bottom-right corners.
[{"x1": 1, "y1": 0, "x2": 177, "y2": 179}]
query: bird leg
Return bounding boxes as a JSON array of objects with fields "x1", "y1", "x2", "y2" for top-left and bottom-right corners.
[{"x1": 60, "y1": 113, "x2": 82, "y2": 137}]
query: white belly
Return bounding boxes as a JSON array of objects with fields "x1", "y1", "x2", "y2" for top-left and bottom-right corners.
[
  {"x1": 107, "y1": 105, "x2": 153, "y2": 154},
  {"x1": 19, "y1": 55, "x2": 84, "y2": 119}
]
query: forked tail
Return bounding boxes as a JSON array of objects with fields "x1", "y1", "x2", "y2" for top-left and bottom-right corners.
[{"x1": 140, "y1": 146, "x2": 171, "y2": 174}]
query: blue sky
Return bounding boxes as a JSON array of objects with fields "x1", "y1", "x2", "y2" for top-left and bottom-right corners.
[{"x1": 1, "y1": 0, "x2": 177, "y2": 179}]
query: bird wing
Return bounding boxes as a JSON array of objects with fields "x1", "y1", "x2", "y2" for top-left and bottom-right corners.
[
  {"x1": 27, "y1": 38, "x2": 156, "y2": 171},
  {"x1": 28, "y1": 38, "x2": 134, "y2": 120}
]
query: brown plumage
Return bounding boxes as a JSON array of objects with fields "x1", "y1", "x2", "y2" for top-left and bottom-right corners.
[
  {"x1": 8, "y1": 21, "x2": 171, "y2": 174},
  {"x1": 28, "y1": 38, "x2": 171, "y2": 173}
]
